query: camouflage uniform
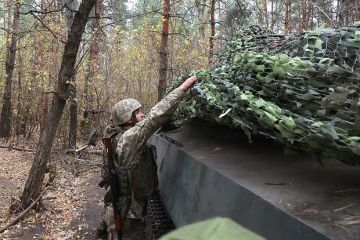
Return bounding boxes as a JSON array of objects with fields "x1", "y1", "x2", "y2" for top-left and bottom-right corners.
[
  {"x1": 100, "y1": 88, "x2": 185, "y2": 236},
  {"x1": 115, "y1": 88, "x2": 184, "y2": 215},
  {"x1": 115, "y1": 88, "x2": 185, "y2": 168}
]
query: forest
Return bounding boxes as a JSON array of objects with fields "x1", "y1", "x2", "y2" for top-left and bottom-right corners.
[{"x1": 0, "y1": 0, "x2": 359, "y2": 239}]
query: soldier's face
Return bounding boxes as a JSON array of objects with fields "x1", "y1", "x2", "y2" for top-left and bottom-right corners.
[{"x1": 134, "y1": 108, "x2": 145, "y2": 122}]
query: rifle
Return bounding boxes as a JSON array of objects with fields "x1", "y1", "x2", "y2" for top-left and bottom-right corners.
[{"x1": 102, "y1": 137, "x2": 123, "y2": 240}]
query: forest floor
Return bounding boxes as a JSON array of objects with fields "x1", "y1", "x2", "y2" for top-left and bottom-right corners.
[{"x1": 0, "y1": 138, "x2": 106, "y2": 240}]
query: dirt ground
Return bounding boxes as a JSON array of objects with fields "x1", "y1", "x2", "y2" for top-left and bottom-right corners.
[{"x1": 0, "y1": 139, "x2": 106, "y2": 240}]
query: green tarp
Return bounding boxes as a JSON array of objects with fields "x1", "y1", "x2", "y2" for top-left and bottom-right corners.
[{"x1": 160, "y1": 217, "x2": 265, "y2": 240}]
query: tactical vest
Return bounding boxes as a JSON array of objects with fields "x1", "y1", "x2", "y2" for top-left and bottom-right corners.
[{"x1": 106, "y1": 128, "x2": 158, "y2": 200}]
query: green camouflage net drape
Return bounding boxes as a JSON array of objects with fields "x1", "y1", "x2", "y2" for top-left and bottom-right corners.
[{"x1": 169, "y1": 25, "x2": 360, "y2": 165}]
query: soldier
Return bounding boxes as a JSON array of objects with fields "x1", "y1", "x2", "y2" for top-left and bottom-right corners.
[{"x1": 98, "y1": 76, "x2": 198, "y2": 239}]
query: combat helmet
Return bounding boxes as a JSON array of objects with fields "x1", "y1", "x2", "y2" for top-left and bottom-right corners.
[{"x1": 111, "y1": 98, "x2": 142, "y2": 125}]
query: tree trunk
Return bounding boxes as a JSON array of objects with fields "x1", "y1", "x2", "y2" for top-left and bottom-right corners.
[
  {"x1": 83, "y1": 0, "x2": 103, "y2": 134},
  {"x1": 68, "y1": 85, "x2": 77, "y2": 149},
  {"x1": 335, "y1": 0, "x2": 340, "y2": 25},
  {"x1": 208, "y1": 0, "x2": 215, "y2": 64},
  {"x1": 308, "y1": 2, "x2": 314, "y2": 29},
  {"x1": 271, "y1": 0, "x2": 280, "y2": 30},
  {"x1": 195, "y1": 0, "x2": 207, "y2": 38},
  {"x1": 20, "y1": 0, "x2": 97, "y2": 210},
  {"x1": 6, "y1": 0, "x2": 12, "y2": 42},
  {"x1": 257, "y1": 0, "x2": 263, "y2": 25},
  {"x1": 15, "y1": 39, "x2": 24, "y2": 136},
  {"x1": 84, "y1": 0, "x2": 103, "y2": 108},
  {"x1": 262, "y1": 0, "x2": 268, "y2": 27},
  {"x1": 300, "y1": 0, "x2": 306, "y2": 31},
  {"x1": 319, "y1": 0, "x2": 331, "y2": 27},
  {"x1": 158, "y1": 0, "x2": 170, "y2": 101},
  {"x1": 63, "y1": 0, "x2": 79, "y2": 149},
  {"x1": 38, "y1": 1, "x2": 48, "y2": 137},
  {"x1": 340, "y1": 0, "x2": 355, "y2": 26},
  {"x1": 285, "y1": 0, "x2": 291, "y2": 33},
  {"x1": 64, "y1": 0, "x2": 78, "y2": 29},
  {"x1": 356, "y1": 0, "x2": 360, "y2": 22},
  {"x1": 0, "y1": 2, "x2": 20, "y2": 138}
]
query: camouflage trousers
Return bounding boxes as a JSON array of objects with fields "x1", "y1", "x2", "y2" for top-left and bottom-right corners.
[
  {"x1": 99, "y1": 194, "x2": 147, "y2": 239},
  {"x1": 98, "y1": 154, "x2": 156, "y2": 238}
]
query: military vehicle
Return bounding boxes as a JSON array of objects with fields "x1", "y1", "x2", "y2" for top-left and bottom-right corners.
[{"x1": 146, "y1": 121, "x2": 360, "y2": 240}]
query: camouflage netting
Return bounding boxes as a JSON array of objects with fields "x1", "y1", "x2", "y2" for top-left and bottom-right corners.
[{"x1": 169, "y1": 25, "x2": 360, "y2": 165}]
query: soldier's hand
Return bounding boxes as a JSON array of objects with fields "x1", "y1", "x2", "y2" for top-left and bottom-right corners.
[{"x1": 179, "y1": 76, "x2": 198, "y2": 91}]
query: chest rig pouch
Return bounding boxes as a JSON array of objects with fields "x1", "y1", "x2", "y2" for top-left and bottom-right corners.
[
  {"x1": 131, "y1": 144, "x2": 158, "y2": 199},
  {"x1": 102, "y1": 129, "x2": 158, "y2": 201}
]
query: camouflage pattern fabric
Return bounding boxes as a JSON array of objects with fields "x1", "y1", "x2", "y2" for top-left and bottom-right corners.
[
  {"x1": 99, "y1": 88, "x2": 185, "y2": 236},
  {"x1": 114, "y1": 87, "x2": 185, "y2": 218},
  {"x1": 115, "y1": 87, "x2": 185, "y2": 168},
  {"x1": 103, "y1": 124, "x2": 127, "y2": 138},
  {"x1": 111, "y1": 98, "x2": 142, "y2": 125},
  {"x1": 169, "y1": 25, "x2": 360, "y2": 165},
  {"x1": 101, "y1": 125, "x2": 128, "y2": 185},
  {"x1": 99, "y1": 125, "x2": 126, "y2": 239}
]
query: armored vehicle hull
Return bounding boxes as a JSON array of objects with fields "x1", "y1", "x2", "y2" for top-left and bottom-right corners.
[{"x1": 148, "y1": 123, "x2": 360, "y2": 240}]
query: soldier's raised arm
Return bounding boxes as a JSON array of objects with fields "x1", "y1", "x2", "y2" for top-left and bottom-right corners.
[{"x1": 116, "y1": 76, "x2": 197, "y2": 167}]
